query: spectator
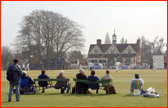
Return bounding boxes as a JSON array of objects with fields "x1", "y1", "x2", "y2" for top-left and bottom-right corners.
[
  {"x1": 101, "y1": 70, "x2": 116, "y2": 94},
  {"x1": 7, "y1": 58, "x2": 23, "y2": 102},
  {"x1": 88, "y1": 70, "x2": 100, "y2": 94},
  {"x1": 130, "y1": 74, "x2": 144, "y2": 94},
  {"x1": 54, "y1": 70, "x2": 70, "y2": 93},
  {"x1": 20, "y1": 71, "x2": 35, "y2": 93},
  {"x1": 76, "y1": 69, "x2": 90, "y2": 94},
  {"x1": 38, "y1": 70, "x2": 51, "y2": 93}
]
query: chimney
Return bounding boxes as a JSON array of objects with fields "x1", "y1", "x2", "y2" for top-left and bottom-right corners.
[
  {"x1": 137, "y1": 38, "x2": 140, "y2": 46},
  {"x1": 97, "y1": 39, "x2": 101, "y2": 45}
]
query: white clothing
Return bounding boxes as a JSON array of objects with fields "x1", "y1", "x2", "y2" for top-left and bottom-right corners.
[
  {"x1": 101, "y1": 74, "x2": 113, "y2": 86},
  {"x1": 80, "y1": 65, "x2": 82, "y2": 70},
  {"x1": 153, "y1": 63, "x2": 156, "y2": 71},
  {"x1": 88, "y1": 62, "x2": 93, "y2": 68},
  {"x1": 27, "y1": 63, "x2": 30, "y2": 70},
  {"x1": 115, "y1": 62, "x2": 121, "y2": 72},
  {"x1": 99, "y1": 63, "x2": 103, "y2": 71},
  {"x1": 130, "y1": 78, "x2": 144, "y2": 86},
  {"x1": 23, "y1": 64, "x2": 25, "y2": 68}
]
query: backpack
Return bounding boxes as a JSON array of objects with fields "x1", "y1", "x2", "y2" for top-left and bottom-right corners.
[{"x1": 6, "y1": 65, "x2": 14, "y2": 81}]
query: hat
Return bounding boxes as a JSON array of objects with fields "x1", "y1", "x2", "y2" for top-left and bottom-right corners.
[
  {"x1": 79, "y1": 69, "x2": 84, "y2": 73},
  {"x1": 60, "y1": 70, "x2": 64, "y2": 74},
  {"x1": 135, "y1": 74, "x2": 139, "y2": 77},
  {"x1": 23, "y1": 71, "x2": 27, "y2": 74}
]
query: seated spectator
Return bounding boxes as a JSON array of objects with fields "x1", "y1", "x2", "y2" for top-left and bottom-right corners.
[
  {"x1": 54, "y1": 70, "x2": 70, "y2": 93},
  {"x1": 20, "y1": 71, "x2": 35, "y2": 94},
  {"x1": 130, "y1": 74, "x2": 144, "y2": 94},
  {"x1": 76, "y1": 69, "x2": 90, "y2": 94},
  {"x1": 88, "y1": 70, "x2": 100, "y2": 94},
  {"x1": 38, "y1": 70, "x2": 51, "y2": 93},
  {"x1": 101, "y1": 70, "x2": 116, "y2": 94}
]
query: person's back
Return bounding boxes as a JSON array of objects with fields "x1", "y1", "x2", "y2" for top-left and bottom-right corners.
[
  {"x1": 54, "y1": 71, "x2": 67, "y2": 89},
  {"x1": 38, "y1": 70, "x2": 50, "y2": 87},
  {"x1": 130, "y1": 74, "x2": 144, "y2": 94},
  {"x1": 7, "y1": 58, "x2": 23, "y2": 102},
  {"x1": 21, "y1": 71, "x2": 34, "y2": 87},
  {"x1": 76, "y1": 69, "x2": 89, "y2": 94},
  {"x1": 101, "y1": 70, "x2": 113, "y2": 86},
  {"x1": 88, "y1": 70, "x2": 99, "y2": 90}
]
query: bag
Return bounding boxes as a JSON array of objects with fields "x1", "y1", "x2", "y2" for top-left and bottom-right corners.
[{"x1": 6, "y1": 65, "x2": 14, "y2": 81}]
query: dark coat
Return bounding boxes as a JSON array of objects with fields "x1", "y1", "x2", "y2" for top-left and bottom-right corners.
[
  {"x1": 76, "y1": 73, "x2": 89, "y2": 92},
  {"x1": 38, "y1": 74, "x2": 50, "y2": 86},
  {"x1": 6, "y1": 63, "x2": 23, "y2": 85},
  {"x1": 54, "y1": 74, "x2": 67, "y2": 89}
]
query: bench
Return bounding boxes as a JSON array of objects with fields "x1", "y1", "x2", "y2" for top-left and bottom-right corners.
[
  {"x1": 73, "y1": 78, "x2": 113, "y2": 94},
  {"x1": 34, "y1": 78, "x2": 71, "y2": 94}
]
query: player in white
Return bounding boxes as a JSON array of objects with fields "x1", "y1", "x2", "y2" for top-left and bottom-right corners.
[
  {"x1": 153, "y1": 62, "x2": 156, "y2": 71},
  {"x1": 22, "y1": 64, "x2": 25, "y2": 70},
  {"x1": 115, "y1": 62, "x2": 121, "y2": 73},
  {"x1": 99, "y1": 63, "x2": 103, "y2": 71},
  {"x1": 88, "y1": 62, "x2": 93, "y2": 70},
  {"x1": 79, "y1": 64, "x2": 82, "y2": 70},
  {"x1": 26, "y1": 62, "x2": 30, "y2": 70}
]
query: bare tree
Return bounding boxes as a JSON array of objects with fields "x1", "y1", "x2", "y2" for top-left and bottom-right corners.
[
  {"x1": 104, "y1": 32, "x2": 111, "y2": 44},
  {"x1": 68, "y1": 50, "x2": 83, "y2": 59},
  {"x1": 120, "y1": 37, "x2": 127, "y2": 44},
  {"x1": 150, "y1": 36, "x2": 166, "y2": 55},
  {"x1": 1, "y1": 46, "x2": 13, "y2": 69},
  {"x1": 15, "y1": 10, "x2": 85, "y2": 69}
]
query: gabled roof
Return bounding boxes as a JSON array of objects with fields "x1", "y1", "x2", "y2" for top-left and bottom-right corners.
[
  {"x1": 88, "y1": 43, "x2": 139, "y2": 54},
  {"x1": 116, "y1": 44, "x2": 129, "y2": 53}
]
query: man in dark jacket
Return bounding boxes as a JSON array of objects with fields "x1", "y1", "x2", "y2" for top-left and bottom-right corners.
[
  {"x1": 76, "y1": 69, "x2": 89, "y2": 94},
  {"x1": 20, "y1": 71, "x2": 35, "y2": 93},
  {"x1": 38, "y1": 70, "x2": 51, "y2": 93},
  {"x1": 54, "y1": 70, "x2": 70, "y2": 93},
  {"x1": 7, "y1": 58, "x2": 23, "y2": 102},
  {"x1": 88, "y1": 70, "x2": 100, "y2": 94}
]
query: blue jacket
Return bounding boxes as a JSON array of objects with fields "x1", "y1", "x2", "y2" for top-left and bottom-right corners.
[
  {"x1": 21, "y1": 75, "x2": 34, "y2": 87},
  {"x1": 38, "y1": 74, "x2": 50, "y2": 86},
  {"x1": 6, "y1": 63, "x2": 23, "y2": 85},
  {"x1": 88, "y1": 75, "x2": 100, "y2": 90}
]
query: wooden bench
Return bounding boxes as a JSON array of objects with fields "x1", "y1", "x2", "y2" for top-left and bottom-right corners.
[
  {"x1": 34, "y1": 78, "x2": 71, "y2": 94},
  {"x1": 73, "y1": 78, "x2": 113, "y2": 94}
]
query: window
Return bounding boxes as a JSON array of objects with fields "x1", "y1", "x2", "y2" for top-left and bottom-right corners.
[
  {"x1": 111, "y1": 50, "x2": 114, "y2": 54},
  {"x1": 94, "y1": 50, "x2": 98, "y2": 54},
  {"x1": 128, "y1": 48, "x2": 131, "y2": 53}
]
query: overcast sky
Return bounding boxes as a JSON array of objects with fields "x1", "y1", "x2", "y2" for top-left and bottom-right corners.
[{"x1": 1, "y1": 1, "x2": 167, "y2": 54}]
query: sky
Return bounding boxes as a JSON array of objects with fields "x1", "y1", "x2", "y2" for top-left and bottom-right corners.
[{"x1": 1, "y1": 1, "x2": 167, "y2": 54}]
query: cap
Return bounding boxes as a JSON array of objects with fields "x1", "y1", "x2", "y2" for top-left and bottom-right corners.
[
  {"x1": 23, "y1": 71, "x2": 27, "y2": 74},
  {"x1": 79, "y1": 69, "x2": 84, "y2": 73},
  {"x1": 60, "y1": 70, "x2": 64, "y2": 74},
  {"x1": 135, "y1": 74, "x2": 139, "y2": 77}
]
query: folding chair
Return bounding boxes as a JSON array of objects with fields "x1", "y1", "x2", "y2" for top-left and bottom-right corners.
[{"x1": 130, "y1": 80, "x2": 142, "y2": 94}]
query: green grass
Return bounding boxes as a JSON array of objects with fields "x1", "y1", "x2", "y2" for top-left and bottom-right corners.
[{"x1": 1, "y1": 69, "x2": 167, "y2": 107}]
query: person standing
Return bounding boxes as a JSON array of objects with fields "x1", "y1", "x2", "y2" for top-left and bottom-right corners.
[
  {"x1": 26, "y1": 62, "x2": 30, "y2": 70},
  {"x1": 22, "y1": 64, "x2": 25, "y2": 70},
  {"x1": 7, "y1": 58, "x2": 23, "y2": 102},
  {"x1": 153, "y1": 62, "x2": 157, "y2": 71},
  {"x1": 115, "y1": 62, "x2": 121, "y2": 73},
  {"x1": 99, "y1": 63, "x2": 103, "y2": 71}
]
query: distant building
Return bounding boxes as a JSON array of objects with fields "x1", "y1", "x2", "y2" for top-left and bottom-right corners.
[{"x1": 87, "y1": 29, "x2": 141, "y2": 66}]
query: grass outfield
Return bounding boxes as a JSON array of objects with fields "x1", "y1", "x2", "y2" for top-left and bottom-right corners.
[{"x1": 1, "y1": 69, "x2": 167, "y2": 107}]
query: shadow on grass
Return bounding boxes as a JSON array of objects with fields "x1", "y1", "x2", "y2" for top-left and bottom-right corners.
[
  {"x1": 123, "y1": 94, "x2": 136, "y2": 97},
  {"x1": 40, "y1": 93, "x2": 114, "y2": 97}
]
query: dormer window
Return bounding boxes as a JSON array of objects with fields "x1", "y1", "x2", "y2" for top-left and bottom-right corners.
[
  {"x1": 111, "y1": 50, "x2": 114, "y2": 54},
  {"x1": 128, "y1": 48, "x2": 131, "y2": 53},
  {"x1": 94, "y1": 50, "x2": 98, "y2": 54}
]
